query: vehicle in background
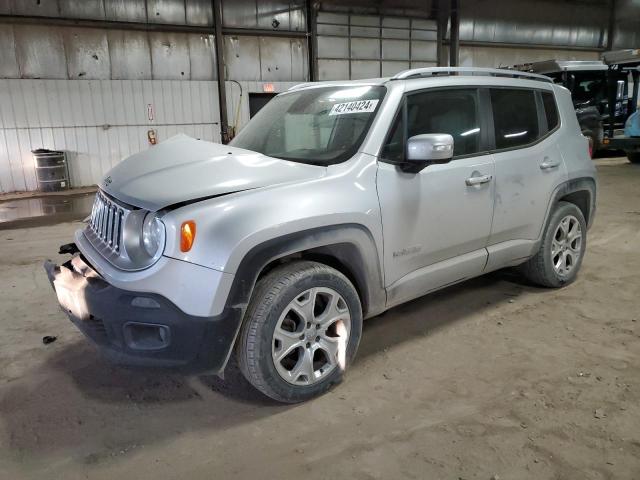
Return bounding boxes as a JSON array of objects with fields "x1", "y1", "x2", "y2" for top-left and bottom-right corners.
[{"x1": 514, "y1": 49, "x2": 640, "y2": 163}]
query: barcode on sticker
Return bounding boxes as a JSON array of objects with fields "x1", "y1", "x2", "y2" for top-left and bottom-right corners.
[{"x1": 329, "y1": 99, "x2": 379, "y2": 116}]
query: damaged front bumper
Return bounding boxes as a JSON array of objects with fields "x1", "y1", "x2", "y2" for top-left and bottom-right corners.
[{"x1": 44, "y1": 253, "x2": 242, "y2": 371}]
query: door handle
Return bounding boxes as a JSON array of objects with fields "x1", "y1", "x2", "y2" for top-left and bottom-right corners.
[
  {"x1": 465, "y1": 174, "x2": 492, "y2": 186},
  {"x1": 540, "y1": 160, "x2": 560, "y2": 170}
]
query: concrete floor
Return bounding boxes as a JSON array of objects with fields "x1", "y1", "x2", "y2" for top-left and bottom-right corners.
[
  {"x1": 1, "y1": 157, "x2": 639, "y2": 480},
  {"x1": 0, "y1": 190, "x2": 94, "y2": 230}
]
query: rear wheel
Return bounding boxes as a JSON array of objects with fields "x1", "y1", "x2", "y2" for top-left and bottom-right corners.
[
  {"x1": 520, "y1": 201, "x2": 587, "y2": 288},
  {"x1": 626, "y1": 151, "x2": 640, "y2": 164},
  {"x1": 237, "y1": 261, "x2": 362, "y2": 403}
]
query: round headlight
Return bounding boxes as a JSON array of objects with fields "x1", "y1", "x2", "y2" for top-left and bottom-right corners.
[{"x1": 142, "y1": 212, "x2": 165, "y2": 258}]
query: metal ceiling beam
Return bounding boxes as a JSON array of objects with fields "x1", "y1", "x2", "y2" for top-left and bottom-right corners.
[
  {"x1": 444, "y1": 39, "x2": 606, "y2": 52},
  {"x1": 222, "y1": 27, "x2": 308, "y2": 38},
  {"x1": 0, "y1": 14, "x2": 214, "y2": 33},
  {"x1": 0, "y1": 14, "x2": 309, "y2": 38}
]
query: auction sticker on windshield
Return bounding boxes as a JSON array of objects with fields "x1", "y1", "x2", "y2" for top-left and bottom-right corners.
[{"x1": 329, "y1": 99, "x2": 379, "y2": 116}]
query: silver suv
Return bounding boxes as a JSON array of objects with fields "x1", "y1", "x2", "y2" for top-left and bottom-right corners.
[{"x1": 45, "y1": 67, "x2": 597, "y2": 403}]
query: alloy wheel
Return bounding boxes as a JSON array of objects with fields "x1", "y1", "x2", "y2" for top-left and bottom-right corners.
[
  {"x1": 271, "y1": 287, "x2": 351, "y2": 386},
  {"x1": 551, "y1": 214, "x2": 582, "y2": 276}
]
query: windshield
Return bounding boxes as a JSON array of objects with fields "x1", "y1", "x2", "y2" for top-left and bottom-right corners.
[{"x1": 230, "y1": 85, "x2": 386, "y2": 165}]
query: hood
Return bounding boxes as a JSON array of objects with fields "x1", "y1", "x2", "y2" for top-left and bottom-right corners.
[{"x1": 101, "y1": 134, "x2": 326, "y2": 211}]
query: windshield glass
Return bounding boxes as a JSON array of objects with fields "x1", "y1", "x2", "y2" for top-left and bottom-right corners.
[{"x1": 230, "y1": 85, "x2": 386, "y2": 165}]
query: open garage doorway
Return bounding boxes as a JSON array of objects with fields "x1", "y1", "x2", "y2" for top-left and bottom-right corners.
[{"x1": 249, "y1": 93, "x2": 278, "y2": 118}]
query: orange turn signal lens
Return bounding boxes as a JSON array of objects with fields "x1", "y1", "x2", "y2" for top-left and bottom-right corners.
[{"x1": 180, "y1": 221, "x2": 196, "y2": 252}]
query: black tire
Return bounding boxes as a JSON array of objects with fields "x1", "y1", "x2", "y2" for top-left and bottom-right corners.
[
  {"x1": 236, "y1": 260, "x2": 363, "y2": 403},
  {"x1": 520, "y1": 201, "x2": 587, "y2": 288},
  {"x1": 626, "y1": 151, "x2": 640, "y2": 164}
]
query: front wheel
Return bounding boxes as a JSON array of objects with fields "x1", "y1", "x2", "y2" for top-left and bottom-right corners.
[
  {"x1": 520, "y1": 201, "x2": 587, "y2": 288},
  {"x1": 237, "y1": 261, "x2": 362, "y2": 403}
]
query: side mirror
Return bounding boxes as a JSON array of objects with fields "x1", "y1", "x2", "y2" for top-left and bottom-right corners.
[{"x1": 402, "y1": 134, "x2": 453, "y2": 172}]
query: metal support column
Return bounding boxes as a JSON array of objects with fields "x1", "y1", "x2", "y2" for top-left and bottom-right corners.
[
  {"x1": 436, "y1": 0, "x2": 448, "y2": 66},
  {"x1": 306, "y1": 0, "x2": 317, "y2": 81},
  {"x1": 213, "y1": 0, "x2": 229, "y2": 144},
  {"x1": 449, "y1": 0, "x2": 459, "y2": 67},
  {"x1": 606, "y1": 0, "x2": 616, "y2": 51}
]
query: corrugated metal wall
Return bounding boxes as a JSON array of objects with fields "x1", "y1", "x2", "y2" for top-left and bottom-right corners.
[
  {"x1": 456, "y1": 0, "x2": 614, "y2": 68},
  {"x1": 458, "y1": 0, "x2": 609, "y2": 49},
  {"x1": 222, "y1": 0, "x2": 306, "y2": 31},
  {"x1": 0, "y1": 24, "x2": 217, "y2": 80},
  {"x1": 316, "y1": 11, "x2": 438, "y2": 80},
  {"x1": 0, "y1": 0, "x2": 215, "y2": 26},
  {"x1": 0, "y1": 21, "x2": 220, "y2": 193},
  {"x1": 0, "y1": 0, "x2": 310, "y2": 193},
  {"x1": 224, "y1": 36, "x2": 308, "y2": 81},
  {"x1": 613, "y1": 0, "x2": 640, "y2": 49},
  {"x1": 0, "y1": 79, "x2": 220, "y2": 193}
]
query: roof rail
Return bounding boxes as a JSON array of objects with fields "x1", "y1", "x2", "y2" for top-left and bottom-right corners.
[
  {"x1": 288, "y1": 78, "x2": 387, "y2": 91},
  {"x1": 390, "y1": 67, "x2": 553, "y2": 83}
]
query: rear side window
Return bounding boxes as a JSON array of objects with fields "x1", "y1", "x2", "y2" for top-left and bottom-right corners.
[
  {"x1": 490, "y1": 89, "x2": 539, "y2": 149},
  {"x1": 541, "y1": 91, "x2": 559, "y2": 131}
]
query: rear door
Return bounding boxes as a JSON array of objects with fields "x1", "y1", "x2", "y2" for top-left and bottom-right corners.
[{"x1": 486, "y1": 87, "x2": 568, "y2": 269}]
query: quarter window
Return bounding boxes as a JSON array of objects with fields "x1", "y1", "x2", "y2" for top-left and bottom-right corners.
[
  {"x1": 490, "y1": 89, "x2": 539, "y2": 149},
  {"x1": 542, "y1": 91, "x2": 559, "y2": 131}
]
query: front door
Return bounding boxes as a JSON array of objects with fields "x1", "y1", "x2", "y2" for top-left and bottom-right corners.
[{"x1": 376, "y1": 87, "x2": 495, "y2": 307}]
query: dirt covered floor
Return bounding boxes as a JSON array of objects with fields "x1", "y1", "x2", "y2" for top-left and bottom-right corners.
[{"x1": 1, "y1": 157, "x2": 639, "y2": 480}]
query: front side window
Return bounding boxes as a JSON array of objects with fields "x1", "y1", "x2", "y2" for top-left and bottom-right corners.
[
  {"x1": 406, "y1": 88, "x2": 481, "y2": 157},
  {"x1": 230, "y1": 85, "x2": 386, "y2": 165},
  {"x1": 490, "y1": 89, "x2": 539, "y2": 149}
]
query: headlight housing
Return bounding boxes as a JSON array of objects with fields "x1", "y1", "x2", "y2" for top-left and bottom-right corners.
[
  {"x1": 122, "y1": 210, "x2": 166, "y2": 268},
  {"x1": 142, "y1": 212, "x2": 165, "y2": 257}
]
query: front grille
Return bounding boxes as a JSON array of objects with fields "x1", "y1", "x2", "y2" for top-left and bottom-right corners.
[{"x1": 89, "y1": 190, "x2": 126, "y2": 253}]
